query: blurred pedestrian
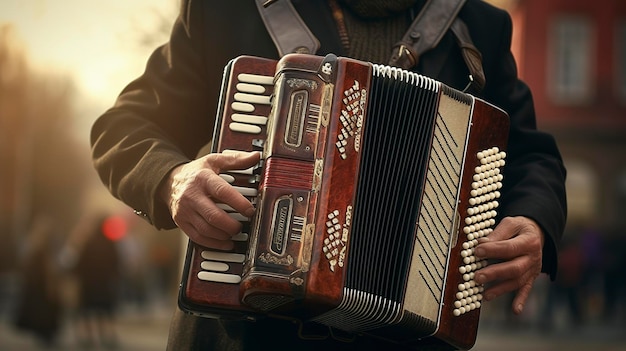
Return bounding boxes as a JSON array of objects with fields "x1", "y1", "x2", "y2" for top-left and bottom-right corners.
[
  {"x1": 542, "y1": 231, "x2": 585, "y2": 330},
  {"x1": 74, "y1": 214, "x2": 122, "y2": 349},
  {"x1": 602, "y1": 230, "x2": 626, "y2": 325},
  {"x1": 13, "y1": 214, "x2": 63, "y2": 348}
]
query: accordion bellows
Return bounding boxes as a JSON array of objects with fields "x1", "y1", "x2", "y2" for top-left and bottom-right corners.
[{"x1": 179, "y1": 54, "x2": 509, "y2": 350}]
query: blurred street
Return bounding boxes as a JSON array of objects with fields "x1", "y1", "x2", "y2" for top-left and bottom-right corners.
[
  {"x1": 0, "y1": 299, "x2": 172, "y2": 351},
  {"x1": 1, "y1": 296, "x2": 624, "y2": 351}
]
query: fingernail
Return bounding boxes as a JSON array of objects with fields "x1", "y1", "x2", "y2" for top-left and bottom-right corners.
[
  {"x1": 515, "y1": 304, "x2": 524, "y2": 314},
  {"x1": 485, "y1": 293, "x2": 495, "y2": 301},
  {"x1": 475, "y1": 274, "x2": 484, "y2": 284},
  {"x1": 474, "y1": 247, "x2": 485, "y2": 258},
  {"x1": 245, "y1": 207, "x2": 256, "y2": 218}
]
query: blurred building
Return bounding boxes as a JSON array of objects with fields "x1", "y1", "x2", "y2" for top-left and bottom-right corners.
[
  {"x1": 480, "y1": 0, "x2": 626, "y2": 330},
  {"x1": 499, "y1": 0, "x2": 626, "y2": 235}
]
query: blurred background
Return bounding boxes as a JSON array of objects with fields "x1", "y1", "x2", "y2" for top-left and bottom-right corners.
[{"x1": 0, "y1": 0, "x2": 624, "y2": 350}]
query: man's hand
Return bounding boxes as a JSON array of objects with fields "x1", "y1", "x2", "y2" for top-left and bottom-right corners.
[
  {"x1": 161, "y1": 151, "x2": 261, "y2": 250},
  {"x1": 473, "y1": 216, "x2": 545, "y2": 315}
]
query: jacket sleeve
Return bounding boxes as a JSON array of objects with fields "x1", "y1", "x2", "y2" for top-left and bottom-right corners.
[
  {"x1": 480, "y1": 8, "x2": 567, "y2": 280},
  {"x1": 90, "y1": 0, "x2": 212, "y2": 229}
]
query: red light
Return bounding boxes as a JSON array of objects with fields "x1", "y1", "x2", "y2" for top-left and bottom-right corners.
[{"x1": 102, "y1": 215, "x2": 127, "y2": 241}]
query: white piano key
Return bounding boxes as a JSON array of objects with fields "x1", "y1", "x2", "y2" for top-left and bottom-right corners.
[
  {"x1": 231, "y1": 232, "x2": 249, "y2": 241},
  {"x1": 219, "y1": 174, "x2": 235, "y2": 183},
  {"x1": 234, "y1": 92, "x2": 271, "y2": 105},
  {"x1": 225, "y1": 167, "x2": 254, "y2": 175},
  {"x1": 197, "y1": 271, "x2": 241, "y2": 284},
  {"x1": 238, "y1": 73, "x2": 274, "y2": 85},
  {"x1": 229, "y1": 122, "x2": 262, "y2": 134},
  {"x1": 216, "y1": 203, "x2": 235, "y2": 211},
  {"x1": 228, "y1": 212, "x2": 249, "y2": 222},
  {"x1": 201, "y1": 251, "x2": 245, "y2": 263},
  {"x1": 231, "y1": 114, "x2": 268, "y2": 125},
  {"x1": 231, "y1": 101, "x2": 255, "y2": 113},
  {"x1": 232, "y1": 186, "x2": 258, "y2": 197},
  {"x1": 236, "y1": 82, "x2": 266, "y2": 94},
  {"x1": 200, "y1": 261, "x2": 230, "y2": 272}
]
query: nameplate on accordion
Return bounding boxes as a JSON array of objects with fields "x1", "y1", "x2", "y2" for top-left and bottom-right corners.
[{"x1": 178, "y1": 53, "x2": 510, "y2": 350}]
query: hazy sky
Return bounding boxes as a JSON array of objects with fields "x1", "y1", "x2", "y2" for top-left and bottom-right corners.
[{"x1": 0, "y1": 0, "x2": 177, "y2": 113}]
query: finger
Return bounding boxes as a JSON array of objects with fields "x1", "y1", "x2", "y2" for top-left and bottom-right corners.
[
  {"x1": 174, "y1": 204, "x2": 237, "y2": 242},
  {"x1": 203, "y1": 172, "x2": 256, "y2": 218},
  {"x1": 476, "y1": 231, "x2": 543, "y2": 263},
  {"x1": 474, "y1": 235, "x2": 527, "y2": 261},
  {"x1": 195, "y1": 192, "x2": 244, "y2": 235},
  {"x1": 207, "y1": 151, "x2": 261, "y2": 174},
  {"x1": 483, "y1": 217, "x2": 519, "y2": 242},
  {"x1": 187, "y1": 229, "x2": 235, "y2": 251},
  {"x1": 172, "y1": 177, "x2": 244, "y2": 236},
  {"x1": 481, "y1": 278, "x2": 519, "y2": 302},
  {"x1": 205, "y1": 151, "x2": 260, "y2": 217},
  {"x1": 481, "y1": 277, "x2": 534, "y2": 315},
  {"x1": 474, "y1": 256, "x2": 531, "y2": 286},
  {"x1": 176, "y1": 212, "x2": 236, "y2": 251},
  {"x1": 511, "y1": 282, "x2": 534, "y2": 315},
  {"x1": 472, "y1": 218, "x2": 518, "y2": 259}
]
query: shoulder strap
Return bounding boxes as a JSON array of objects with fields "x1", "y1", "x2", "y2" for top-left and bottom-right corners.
[
  {"x1": 389, "y1": 0, "x2": 485, "y2": 93},
  {"x1": 255, "y1": 0, "x2": 320, "y2": 56},
  {"x1": 257, "y1": 0, "x2": 485, "y2": 92},
  {"x1": 389, "y1": 0, "x2": 466, "y2": 70},
  {"x1": 450, "y1": 18, "x2": 486, "y2": 93}
]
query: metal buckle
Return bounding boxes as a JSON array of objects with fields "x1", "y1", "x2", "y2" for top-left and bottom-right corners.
[{"x1": 395, "y1": 44, "x2": 417, "y2": 69}]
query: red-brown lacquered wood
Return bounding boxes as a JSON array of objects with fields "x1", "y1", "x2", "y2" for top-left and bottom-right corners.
[
  {"x1": 239, "y1": 160, "x2": 315, "y2": 306},
  {"x1": 303, "y1": 57, "x2": 373, "y2": 312},
  {"x1": 215, "y1": 56, "x2": 278, "y2": 153},
  {"x1": 432, "y1": 97, "x2": 509, "y2": 350},
  {"x1": 178, "y1": 56, "x2": 277, "y2": 319},
  {"x1": 264, "y1": 54, "x2": 331, "y2": 162},
  {"x1": 234, "y1": 54, "x2": 331, "y2": 315},
  {"x1": 237, "y1": 55, "x2": 374, "y2": 318}
]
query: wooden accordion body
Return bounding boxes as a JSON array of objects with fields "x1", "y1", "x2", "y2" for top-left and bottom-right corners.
[{"x1": 179, "y1": 54, "x2": 510, "y2": 350}]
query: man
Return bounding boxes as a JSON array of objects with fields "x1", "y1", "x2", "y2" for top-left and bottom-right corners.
[{"x1": 91, "y1": 0, "x2": 567, "y2": 349}]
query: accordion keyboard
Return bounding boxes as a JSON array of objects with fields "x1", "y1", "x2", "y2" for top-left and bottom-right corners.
[
  {"x1": 195, "y1": 68, "x2": 275, "y2": 286},
  {"x1": 453, "y1": 147, "x2": 507, "y2": 316}
]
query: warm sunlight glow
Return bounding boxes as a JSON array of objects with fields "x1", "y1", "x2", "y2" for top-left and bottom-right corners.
[{"x1": 0, "y1": 0, "x2": 175, "y2": 107}]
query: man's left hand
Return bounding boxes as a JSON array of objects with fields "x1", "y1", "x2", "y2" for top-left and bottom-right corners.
[{"x1": 473, "y1": 216, "x2": 545, "y2": 315}]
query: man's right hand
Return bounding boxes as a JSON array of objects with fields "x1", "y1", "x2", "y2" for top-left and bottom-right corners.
[{"x1": 161, "y1": 151, "x2": 261, "y2": 250}]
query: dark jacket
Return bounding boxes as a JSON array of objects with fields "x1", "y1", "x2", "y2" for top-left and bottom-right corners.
[{"x1": 91, "y1": 0, "x2": 567, "y2": 349}]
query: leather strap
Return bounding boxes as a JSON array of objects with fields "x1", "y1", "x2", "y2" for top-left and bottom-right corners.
[
  {"x1": 451, "y1": 18, "x2": 486, "y2": 93},
  {"x1": 389, "y1": 0, "x2": 466, "y2": 70},
  {"x1": 256, "y1": 0, "x2": 320, "y2": 55},
  {"x1": 257, "y1": 0, "x2": 485, "y2": 93}
]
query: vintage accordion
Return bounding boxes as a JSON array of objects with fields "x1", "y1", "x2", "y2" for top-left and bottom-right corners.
[{"x1": 179, "y1": 53, "x2": 509, "y2": 350}]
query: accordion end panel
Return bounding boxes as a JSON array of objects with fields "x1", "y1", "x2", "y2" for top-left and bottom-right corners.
[{"x1": 418, "y1": 93, "x2": 510, "y2": 351}]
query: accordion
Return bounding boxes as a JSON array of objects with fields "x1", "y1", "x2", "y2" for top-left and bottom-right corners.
[{"x1": 179, "y1": 53, "x2": 509, "y2": 350}]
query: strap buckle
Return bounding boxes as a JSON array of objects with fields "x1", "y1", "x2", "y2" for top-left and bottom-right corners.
[{"x1": 390, "y1": 44, "x2": 418, "y2": 70}]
